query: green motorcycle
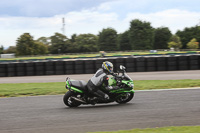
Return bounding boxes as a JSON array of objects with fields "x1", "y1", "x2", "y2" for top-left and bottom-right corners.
[{"x1": 63, "y1": 65, "x2": 135, "y2": 107}]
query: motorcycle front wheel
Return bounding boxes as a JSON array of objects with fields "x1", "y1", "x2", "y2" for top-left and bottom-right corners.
[
  {"x1": 115, "y1": 92, "x2": 134, "y2": 104},
  {"x1": 63, "y1": 91, "x2": 81, "y2": 107}
]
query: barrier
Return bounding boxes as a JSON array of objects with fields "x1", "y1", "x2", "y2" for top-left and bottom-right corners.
[
  {"x1": 95, "y1": 59, "x2": 105, "y2": 71},
  {"x1": 45, "y1": 61, "x2": 55, "y2": 75},
  {"x1": 135, "y1": 57, "x2": 145, "y2": 72},
  {"x1": 35, "y1": 62, "x2": 45, "y2": 75},
  {"x1": 55, "y1": 61, "x2": 65, "y2": 75},
  {"x1": 167, "y1": 56, "x2": 178, "y2": 71},
  {"x1": 26, "y1": 62, "x2": 35, "y2": 76},
  {"x1": 0, "y1": 63, "x2": 7, "y2": 77},
  {"x1": 156, "y1": 57, "x2": 167, "y2": 71},
  {"x1": 65, "y1": 61, "x2": 74, "y2": 74},
  {"x1": 115, "y1": 58, "x2": 125, "y2": 69},
  {"x1": 74, "y1": 60, "x2": 84, "y2": 74},
  {"x1": 177, "y1": 56, "x2": 189, "y2": 70},
  {"x1": 7, "y1": 63, "x2": 16, "y2": 76},
  {"x1": 84, "y1": 60, "x2": 95, "y2": 74},
  {"x1": 16, "y1": 63, "x2": 26, "y2": 76},
  {"x1": 188, "y1": 55, "x2": 199, "y2": 70},
  {"x1": 0, "y1": 55, "x2": 199, "y2": 77},
  {"x1": 146, "y1": 57, "x2": 156, "y2": 71},
  {"x1": 125, "y1": 58, "x2": 136, "y2": 72}
]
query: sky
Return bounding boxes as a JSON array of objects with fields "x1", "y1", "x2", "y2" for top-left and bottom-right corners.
[{"x1": 1, "y1": 0, "x2": 200, "y2": 48}]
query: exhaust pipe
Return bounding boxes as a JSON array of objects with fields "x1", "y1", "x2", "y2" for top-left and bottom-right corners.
[{"x1": 71, "y1": 97, "x2": 86, "y2": 104}]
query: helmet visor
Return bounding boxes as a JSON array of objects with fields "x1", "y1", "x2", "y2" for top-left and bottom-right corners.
[{"x1": 105, "y1": 62, "x2": 113, "y2": 73}]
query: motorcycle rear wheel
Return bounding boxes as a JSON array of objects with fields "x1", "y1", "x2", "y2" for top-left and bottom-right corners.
[
  {"x1": 115, "y1": 92, "x2": 134, "y2": 104},
  {"x1": 63, "y1": 91, "x2": 81, "y2": 107}
]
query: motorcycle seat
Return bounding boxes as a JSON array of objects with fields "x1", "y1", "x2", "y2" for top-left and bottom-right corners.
[{"x1": 70, "y1": 80, "x2": 87, "y2": 91}]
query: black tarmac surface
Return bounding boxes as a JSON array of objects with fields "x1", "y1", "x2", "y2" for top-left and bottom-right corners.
[{"x1": 0, "y1": 88, "x2": 200, "y2": 133}]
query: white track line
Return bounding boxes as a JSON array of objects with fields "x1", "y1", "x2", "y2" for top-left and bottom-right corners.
[{"x1": 135, "y1": 87, "x2": 200, "y2": 92}]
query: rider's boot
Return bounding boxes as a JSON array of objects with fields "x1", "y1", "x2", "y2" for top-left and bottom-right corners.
[{"x1": 88, "y1": 97, "x2": 98, "y2": 105}]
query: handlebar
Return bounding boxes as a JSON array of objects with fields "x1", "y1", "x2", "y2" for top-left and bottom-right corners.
[{"x1": 111, "y1": 71, "x2": 125, "y2": 79}]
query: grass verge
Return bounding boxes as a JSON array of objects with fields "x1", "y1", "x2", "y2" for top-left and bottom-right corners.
[
  {"x1": 0, "y1": 79, "x2": 200, "y2": 97},
  {"x1": 0, "y1": 51, "x2": 199, "y2": 61},
  {"x1": 88, "y1": 126, "x2": 200, "y2": 133}
]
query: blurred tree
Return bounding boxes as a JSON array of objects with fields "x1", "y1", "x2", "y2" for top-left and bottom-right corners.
[
  {"x1": 3, "y1": 46, "x2": 16, "y2": 54},
  {"x1": 154, "y1": 27, "x2": 172, "y2": 49},
  {"x1": 49, "y1": 32, "x2": 69, "y2": 54},
  {"x1": 37, "y1": 37, "x2": 50, "y2": 45},
  {"x1": 118, "y1": 30, "x2": 131, "y2": 50},
  {"x1": 33, "y1": 42, "x2": 48, "y2": 55},
  {"x1": 129, "y1": 19, "x2": 154, "y2": 50},
  {"x1": 75, "y1": 34, "x2": 98, "y2": 52},
  {"x1": 16, "y1": 33, "x2": 35, "y2": 55},
  {"x1": 168, "y1": 35, "x2": 182, "y2": 50},
  {"x1": 16, "y1": 33, "x2": 48, "y2": 56},
  {"x1": 70, "y1": 34, "x2": 77, "y2": 43},
  {"x1": 66, "y1": 34, "x2": 78, "y2": 53},
  {"x1": 186, "y1": 38, "x2": 199, "y2": 49},
  {"x1": 0, "y1": 45, "x2": 4, "y2": 54},
  {"x1": 98, "y1": 28, "x2": 118, "y2": 51},
  {"x1": 176, "y1": 26, "x2": 200, "y2": 49}
]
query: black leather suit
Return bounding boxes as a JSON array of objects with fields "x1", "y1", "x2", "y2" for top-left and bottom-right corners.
[{"x1": 87, "y1": 68, "x2": 109, "y2": 100}]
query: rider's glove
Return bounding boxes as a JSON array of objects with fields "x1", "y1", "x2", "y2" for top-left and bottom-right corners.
[{"x1": 106, "y1": 86, "x2": 113, "y2": 90}]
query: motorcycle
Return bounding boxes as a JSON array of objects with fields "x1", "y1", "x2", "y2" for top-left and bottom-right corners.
[{"x1": 63, "y1": 65, "x2": 135, "y2": 107}]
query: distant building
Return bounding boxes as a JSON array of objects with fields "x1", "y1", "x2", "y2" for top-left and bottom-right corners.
[{"x1": 0, "y1": 53, "x2": 15, "y2": 58}]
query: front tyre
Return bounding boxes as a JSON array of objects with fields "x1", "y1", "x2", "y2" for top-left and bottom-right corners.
[
  {"x1": 115, "y1": 92, "x2": 134, "y2": 104},
  {"x1": 63, "y1": 91, "x2": 81, "y2": 107}
]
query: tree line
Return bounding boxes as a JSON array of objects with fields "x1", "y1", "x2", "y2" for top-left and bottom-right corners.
[{"x1": 1, "y1": 19, "x2": 200, "y2": 56}]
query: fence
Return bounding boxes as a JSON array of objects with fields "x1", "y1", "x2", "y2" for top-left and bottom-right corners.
[{"x1": 0, "y1": 55, "x2": 200, "y2": 77}]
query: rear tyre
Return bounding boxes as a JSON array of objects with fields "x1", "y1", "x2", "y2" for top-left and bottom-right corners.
[
  {"x1": 63, "y1": 91, "x2": 81, "y2": 107},
  {"x1": 115, "y1": 92, "x2": 134, "y2": 104}
]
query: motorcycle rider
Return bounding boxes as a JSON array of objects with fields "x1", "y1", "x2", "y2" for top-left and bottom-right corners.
[{"x1": 87, "y1": 61, "x2": 119, "y2": 103}]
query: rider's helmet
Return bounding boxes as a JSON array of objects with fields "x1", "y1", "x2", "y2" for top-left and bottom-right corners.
[{"x1": 102, "y1": 61, "x2": 113, "y2": 73}]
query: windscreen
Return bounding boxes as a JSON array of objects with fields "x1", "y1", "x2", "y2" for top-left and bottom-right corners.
[{"x1": 124, "y1": 73, "x2": 132, "y2": 80}]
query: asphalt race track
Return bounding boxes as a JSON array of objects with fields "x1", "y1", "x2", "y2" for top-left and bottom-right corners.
[
  {"x1": 0, "y1": 70, "x2": 200, "y2": 83},
  {"x1": 0, "y1": 88, "x2": 200, "y2": 133},
  {"x1": 0, "y1": 70, "x2": 200, "y2": 133}
]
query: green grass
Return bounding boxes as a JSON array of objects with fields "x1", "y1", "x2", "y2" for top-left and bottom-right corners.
[
  {"x1": 0, "y1": 53, "x2": 99, "y2": 61},
  {"x1": 1, "y1": 51, "x2": 199, "y2": 61},
  {"x1": 88, "y1": 126, "x2": 200, "y2": 133},
  {"x1": 0, "y1": 82, "x2": 66, "y2": 97},
  {"x1": 0, "y1": 79, "x2": 200, "y2": 97},
  {"x1": 134, "y1": 79, "x2": 200, "y2": 90}
]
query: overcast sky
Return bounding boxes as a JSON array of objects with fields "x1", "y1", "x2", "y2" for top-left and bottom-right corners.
[{"x1": 1, "y1": 0, "x2": 200, "y2": 48}]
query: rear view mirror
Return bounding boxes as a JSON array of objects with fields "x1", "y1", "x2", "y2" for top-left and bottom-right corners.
[{"x1": 120, "y1": 65, "x2": 126, "y2": 70}]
